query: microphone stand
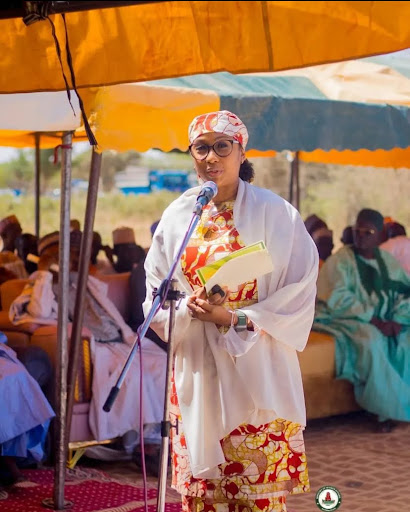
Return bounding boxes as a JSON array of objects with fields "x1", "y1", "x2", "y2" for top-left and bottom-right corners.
[{"x1": 103, "y1": 208, "x2": 203, "y2": 512}]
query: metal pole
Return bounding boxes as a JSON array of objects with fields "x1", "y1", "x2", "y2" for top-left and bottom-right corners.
[
  {"x1": 294, "y1": 151, "x2": 300, "y2": 211},
  {"x1": 53, "y1": 132, "x2": 73, "y2": 510},
  {"x1": 156, "y1": 280, "x2": 177, "y2": 512},
  {"x1": 66, "y1": 149, "x2": 102, "y2": 438},
  {"x1": 288, "y1": 152, "x2": 295, "y2": 205},
  {"x1": 34, "y1": 133, "x2": 41, "y2": 239}
]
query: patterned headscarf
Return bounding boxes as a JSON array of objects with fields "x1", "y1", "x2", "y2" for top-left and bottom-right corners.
[{"x1": 188, "y1": 110, "x2": 248, "y2": 149}]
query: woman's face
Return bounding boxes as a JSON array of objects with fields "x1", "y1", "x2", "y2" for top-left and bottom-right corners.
[
  {"x1": 353, "y1": 220, "x2": 380, "y2": 251},
  {"x1": 191, "y1": 132, "x2": 244, "y2": 191}
]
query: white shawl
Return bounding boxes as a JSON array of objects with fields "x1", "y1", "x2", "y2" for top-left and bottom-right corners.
[
  {"x1": 143, "y1": 180, "x2": 318, "y2": 478},
  {"x1": 9, "y1": 271, "x2": 58, "y2": 325}
]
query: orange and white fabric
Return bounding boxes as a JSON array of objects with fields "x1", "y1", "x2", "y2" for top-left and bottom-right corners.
[
  {"x1": 188, "y1": 110, "x2": 249, "y2": 149},
  {"x1": 169, "y1": 201, "x2": 309, "y2": 511}
]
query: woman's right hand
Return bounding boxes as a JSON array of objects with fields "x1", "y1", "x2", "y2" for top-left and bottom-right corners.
[
  {"x1": 187, "y1": 287, "x2": 207, "y2": 315},
  {"x1": 187, "y1": 296, "x2": 233, "y2": 326}
]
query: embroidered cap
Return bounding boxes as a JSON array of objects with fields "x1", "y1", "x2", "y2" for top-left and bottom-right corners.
[{"x1": 38, "y1": 231, "x2": 60, "y2": 255}]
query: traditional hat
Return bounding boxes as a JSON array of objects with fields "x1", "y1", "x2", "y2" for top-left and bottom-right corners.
[
  {"x1": 188, "y1": 110, "x2": 249, "y2": 149},
  {"x1": 356, "y1": 208, "x2": 384, "y2": 232},
  {"x1": 304, "y1": 214, "x2": 327, "y2": 236},
  {"x1": 70, "y1": 219, "x2": 81, "y2": 231},
  {"x1": 38, "y1": 231, "x2": 59, "y2": 255},
  {"x1": 0, "y1": 215, "x2": 21, "y2": 236},
  {"x1": 311, "y1": 227, "x2": 333, "y2": 243},
  {"x1": 38, "y1": 229, "x2": 84, "y2": 256},
  {"x1": 112, "y1": 227, "x2": 136, "y2": 245}
]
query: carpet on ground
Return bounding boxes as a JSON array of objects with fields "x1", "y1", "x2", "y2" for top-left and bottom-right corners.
[{"x1": 0, "y1": 466, "x2": 181, "y2": 512}]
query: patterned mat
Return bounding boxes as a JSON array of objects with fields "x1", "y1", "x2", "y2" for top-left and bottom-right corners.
[
  {"x1": 0, "y1": 466, "x2": 181, "y2": 512},
  {"x1": 2, "y1": 413, "x2": 409, "y2": 512},
  {"x1": 287, "y1": 412, "x2": 410, "y2": 512}
]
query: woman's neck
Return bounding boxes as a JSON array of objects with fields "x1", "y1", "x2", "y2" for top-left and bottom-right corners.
[{"x1": 213, "y1": 182, "x2": 239, "y2": 203}]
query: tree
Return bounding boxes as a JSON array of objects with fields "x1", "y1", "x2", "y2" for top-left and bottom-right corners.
[{"x1": 0, "y1": 149, "x2": 33, "y2": 191}]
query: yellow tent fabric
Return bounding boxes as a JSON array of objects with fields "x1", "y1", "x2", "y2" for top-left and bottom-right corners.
[
  {"x1": 0, "y1": 1, "x2": 410, "y2": 93},
  {"x1": 0, "y1": 130, "x2": 88, "y2": 148},
  {"x1": 89, "y1": 84, "x2": 219, "y2": 153},
  {"x1": 248, "y1": 148, "x2": 410, "y2": 168},
  {"x1": 0, "y1": 130, "x2": 85, "y2": 148},
  {"x1": 81, "y1": 57, "x2": 410, "y2": 168},
  {"x1": 299, "y1": 148, "x2": 410, "y2": 168}
]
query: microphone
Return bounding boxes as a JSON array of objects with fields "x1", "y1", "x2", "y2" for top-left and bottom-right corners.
[{"x1": 193, "y1": 181, "x2": 218, "y2": 215}]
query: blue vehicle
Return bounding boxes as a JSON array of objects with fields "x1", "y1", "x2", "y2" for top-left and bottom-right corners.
[
  {"x1": 116, "y1": 168, "x2": 195, "y2": 195},
  {"x1": 149, "y1": 170, "x2": 191, "y2": 192}
]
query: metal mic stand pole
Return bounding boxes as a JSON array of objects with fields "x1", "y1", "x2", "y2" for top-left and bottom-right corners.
[
  {"x1": 103, "y1": 209, "x2": 204, "y2": 512},
  {"x1": 156, "y1": 278, "x2": 178, "y2": 512}
]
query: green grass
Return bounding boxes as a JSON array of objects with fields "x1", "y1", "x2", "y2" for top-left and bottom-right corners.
[
  {"x1": 1, "y1": 157, "x2": 409, "y2": 253},
  {"x1": 0, "y1": 191, "x2": 179, "y2": 249}
]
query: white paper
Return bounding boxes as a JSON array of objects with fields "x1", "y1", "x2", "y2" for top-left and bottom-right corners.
[{"x1": 204, "y1": 249, "x2": 273, "y2": 293}]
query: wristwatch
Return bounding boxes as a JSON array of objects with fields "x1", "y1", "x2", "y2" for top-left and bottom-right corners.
[{"x1": 234, "y1": 310, "x2": 248, "y2": 333}]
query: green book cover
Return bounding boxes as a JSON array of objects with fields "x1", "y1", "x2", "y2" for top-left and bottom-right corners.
[{"x1": 196, "y1": 240, "x2": 267, "y2": 286}]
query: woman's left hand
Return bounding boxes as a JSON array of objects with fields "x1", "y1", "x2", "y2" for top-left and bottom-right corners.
[{"x1": 187, "y1": 298, "x2": 232, "y2": 327}]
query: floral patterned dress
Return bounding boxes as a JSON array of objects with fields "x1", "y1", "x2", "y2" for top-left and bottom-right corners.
[{"x1": 171, "y1": 201, "x2": 310, "y2": 512}]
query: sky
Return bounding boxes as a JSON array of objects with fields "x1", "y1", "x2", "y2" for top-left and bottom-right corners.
[{"x1": 0, "y1": 49, "x2": 408, "y2": 163}]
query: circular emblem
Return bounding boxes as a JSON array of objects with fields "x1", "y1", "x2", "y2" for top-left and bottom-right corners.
[{"x1": 315, "y1": 486, "x2": 342, "y2": 511}]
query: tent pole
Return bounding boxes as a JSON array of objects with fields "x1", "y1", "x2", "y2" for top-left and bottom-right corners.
[
  {"x1": 288, "y1": 152, "x2": 295, "y2": 205},
  {"x1": 34, "y1": 133, "x2": 41, "y2": 238},
  {"x1": 288, "y1": 151, "x2": 300, "y2": 209},
  {"x1": 66, "y1": 149, "x2": 102, "y2": 438},
  {"x1": 294, "y1": 151, "x2": 300, "y2": 211},
  {"x1": 53, "y1": 131, "x2": 73, "y2": 510}
]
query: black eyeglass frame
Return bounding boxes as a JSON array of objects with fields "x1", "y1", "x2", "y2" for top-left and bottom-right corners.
[{"x1": 189, "y1": 139, "x2": 239, "y2": 161}]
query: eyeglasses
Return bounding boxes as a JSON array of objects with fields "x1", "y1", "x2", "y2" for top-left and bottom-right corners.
[
  {"x1": 189, "y1": 139, "x2": 239, "y2": 161},
  {"x1": 353, "y1": 227, "x2": 377, "y2": 236}
]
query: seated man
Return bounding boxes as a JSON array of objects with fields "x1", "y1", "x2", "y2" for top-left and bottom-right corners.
[
  {"x1": 15, "y1": 233, "x2": 38, "y2": 275},
  {"x1": 89, "y1": 231, "x2": 115, "y2": 276},
  {"x1": 340, "y1": 225, "x2": 354, "y2": 246},
  {"x1": 314, "y1": 208, "x2": 410, "y2": 432},
  {"x1": 104, "y1": 227, "x2": 146, "y2": 273},
  {"x1": 379, "y1": 222, "x2": 410, "y2": 275},
  {"x1": 70, "y1": 219, "x2": 81, "y2": 232},
  {"x1": 9, "y1": 231, "x2": 165, "y2": 458},
  {"x1": 0, "y1": 215, "x2": 27, "y2": 280},
  {"x1": 0, "y1": 333, "x2": 54, "y2": 487},
  {"x1": 305, "y1": 214, "x2": 334, "y2": 268}
]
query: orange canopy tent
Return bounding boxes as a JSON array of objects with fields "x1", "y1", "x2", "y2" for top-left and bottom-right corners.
[
  {"x1": 1, "y1": 2, "x2": 409, "y2": 509},
  {"x1": 0, "y1": 1, "x2": 410, "y2": 94}
]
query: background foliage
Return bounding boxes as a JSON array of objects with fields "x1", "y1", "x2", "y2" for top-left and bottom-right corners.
[{"x1": 0, "y1": 148, "x2": 408, "y2": 250}]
